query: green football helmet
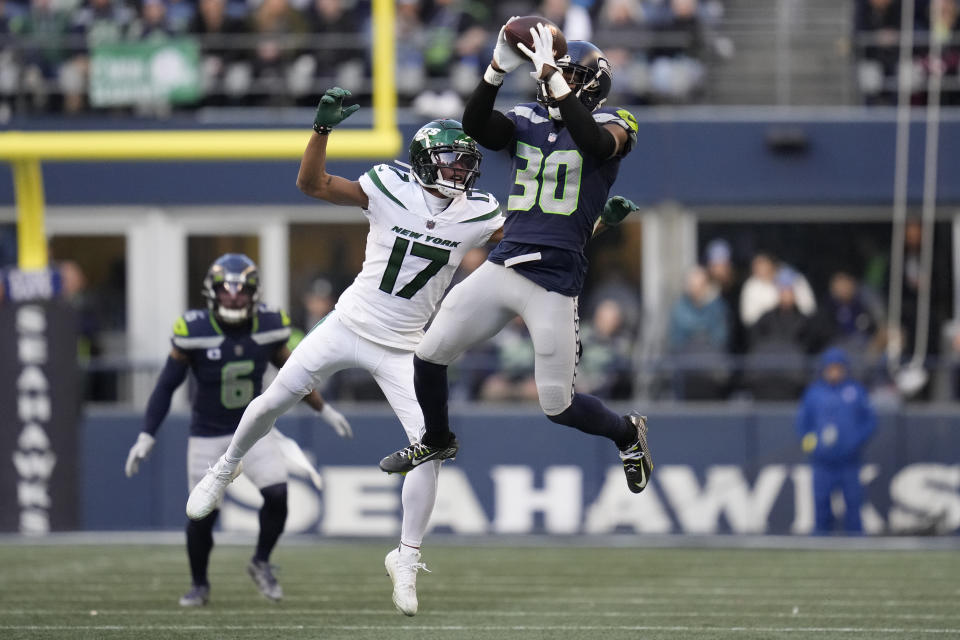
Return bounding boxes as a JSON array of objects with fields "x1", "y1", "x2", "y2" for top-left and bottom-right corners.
[{"x1": 408, "y1": 119, "x2": 482, "y2": 198}]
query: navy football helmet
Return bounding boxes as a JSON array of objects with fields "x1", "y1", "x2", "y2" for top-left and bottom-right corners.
[
  {"x1": 536, "y1": 41, "x2": 612, "y2": 113},
  {"x1": 202, "y1": 253, "x2": 260, "y2": 325}
]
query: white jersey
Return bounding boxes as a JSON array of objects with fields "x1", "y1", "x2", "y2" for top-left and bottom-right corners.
[{"x1": 334, "y1": 163, "x2": 504, "y2": 350}]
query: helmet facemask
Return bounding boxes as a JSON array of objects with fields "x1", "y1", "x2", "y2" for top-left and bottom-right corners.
[
  {"x1": 535, "y1": 43, "x2": 612, "y2": 118},
  {"x1": 409, "y1": 120, "x2": 483, "y2": 198},
  {"x1": 213, "y1": 278, "x2": 256, "y2": 324},
  {"x1": 417, "y1": 147, "x2": 481, "y2": 198},
  {"x1": 202, "y1": 256, "x2": 260, "y2": 325}
]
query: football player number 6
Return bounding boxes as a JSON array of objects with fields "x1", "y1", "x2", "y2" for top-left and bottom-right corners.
[
  {"x1": 508, "y1": 143, "x2": 583, "y2": 216},
  {"x1": 221, "y1": 360, "x2": 255, "y2": 409}
]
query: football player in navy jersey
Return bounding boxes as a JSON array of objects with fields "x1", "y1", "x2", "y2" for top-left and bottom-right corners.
[
  {"x1": 379, "y1": 22, "x2": 653, "y2": 496},
  {"x1": 124, "y1": 253, "x2": 352, "y2": 607}
]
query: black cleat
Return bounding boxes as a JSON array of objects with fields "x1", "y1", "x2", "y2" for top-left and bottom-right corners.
[
  {"x1": 379, "y1": 435, "x2": 459, "y2": 474},
  {"x1": 619, "y1": 413, "x2": 653, "y2": 494},
  {"x1": 179, "y1": 584, "x2": 210, "y2": 607},
  {"x1": 247, "y1": 559, "x2": 283, "y2": 602}
]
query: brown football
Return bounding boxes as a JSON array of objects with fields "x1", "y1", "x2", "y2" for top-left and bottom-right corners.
[{"x1": 504, "y1": 16, "x2": 568, "y2": 59}]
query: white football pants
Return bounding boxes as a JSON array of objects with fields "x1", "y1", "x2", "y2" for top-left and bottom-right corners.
[
  {"x1": 416, "y1": 260, "x2": 579, "y2": 416},
  {"x1": 225, "y1": 310, "x2": 440, "y2": 548},
  {"x1": 188, "y1": 433, "x2": 286, "y2": 491}
]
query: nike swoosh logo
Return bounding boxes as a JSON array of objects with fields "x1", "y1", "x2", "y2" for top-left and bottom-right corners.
[
  {"x1": 410, "y1": 451, "x2": 439, "y2": 466},
  {"x1": 635, "y1": 463, "x2": 647, "y2": 489}
]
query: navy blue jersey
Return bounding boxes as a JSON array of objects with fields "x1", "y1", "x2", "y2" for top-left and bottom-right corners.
[
  {"x1": 487, "y1": 102, "x2": 638, "y2": 296},
  {"x1": 171, "y1": 305, "x2": 291, "y2": 437}
]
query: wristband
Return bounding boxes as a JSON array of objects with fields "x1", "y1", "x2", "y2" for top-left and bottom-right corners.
[
  {"x1": 313, "y1": 124, "x2": 332, "y2": 135},
  {"x1": 483, "y1": 64, "x2": 505, "y2": 87},
  {"x1": 545, "y1": 70, "x2": 571, "y2": 100}
]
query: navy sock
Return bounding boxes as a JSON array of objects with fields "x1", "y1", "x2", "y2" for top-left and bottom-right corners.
[
  {"x1": 546, "y1": 393, "x2": 636, "y2": 449},
  {"x1": 254, "y1": 483, "x2": 288, "y2": 563},
  {"x1": 413, "y1": 355, "x2": 454, "y2": 447},
  {"x1": 186, "y1": 510, "x2": 217, "y2": 586}
]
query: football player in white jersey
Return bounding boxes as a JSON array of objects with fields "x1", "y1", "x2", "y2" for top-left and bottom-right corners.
[{"x1": 185, "y1": 87, "x2": 504, "y2": 616}]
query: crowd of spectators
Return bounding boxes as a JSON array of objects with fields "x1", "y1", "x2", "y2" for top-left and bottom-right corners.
[
  {"x1": 0, "y1": 0, "x2": 725, "y2": 116},
  {"x1": 663, "y1": 219, "x2": 960, "y2": 403},
  {"x1": 855, "y1": 0, "x2": 960, "y2": 105}
]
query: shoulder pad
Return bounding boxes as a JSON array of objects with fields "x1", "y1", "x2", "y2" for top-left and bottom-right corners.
[
  {"x1": 594, "y1": 107, "x2": 638, "y2": 133},
  {"x1": 594, "y1": 107, "x2": 638, "y2": 155},
  {"x1": 171, "y1": 310, "x2": 224, "y2": 350},
  {"x1": 362, "y1": 164, "x2": 413, "y2": 210},
  {"x1": 459, "y1": 191, "x2": 503, "y2": 223},
  {"x1": 252, "y1": 305, "x2": 293, "y2": 346}
]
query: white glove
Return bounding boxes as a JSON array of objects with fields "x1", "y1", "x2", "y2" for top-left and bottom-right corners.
[
  {"x1": 517, "y1": 23, "x2": 559, "y2": 81},
  {"x1": 125, "y1": 432, "x2": 156, "y2": 478},
  {"x1": 320, "y1": 403, "x2": 353, "y2": 439},
  {"x1": 492, "y1": 17, "x2": 526, "y2": 74}
]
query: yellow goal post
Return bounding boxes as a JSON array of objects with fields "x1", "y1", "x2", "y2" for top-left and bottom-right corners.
[{"x1": 0, "y1": 0, "x2": 401, "y2": 271}]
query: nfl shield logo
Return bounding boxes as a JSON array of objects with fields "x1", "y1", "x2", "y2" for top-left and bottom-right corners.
[
  {"x1": 426, "y1": 220, "x2": 436, "y2": 230},
  {"x1": 548, "y1": 132, "x2": 557, "y2": 142}
]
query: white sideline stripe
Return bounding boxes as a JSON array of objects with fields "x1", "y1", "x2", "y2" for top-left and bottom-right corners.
[
  {"x1": 5, "y1": 596, "x2": 955, "y2": 609},
  {"x1": 1, "y1": 609, "x2": 957, "y2": 621},
  {"x1": 0, "y1": 625, "x2": 957, "y2": 634},
  {"x1": 2, "y1": 531, "x2": 957, "y2": 552}
]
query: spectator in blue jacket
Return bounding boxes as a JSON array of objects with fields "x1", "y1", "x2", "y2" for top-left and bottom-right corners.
[{"x1": 795, "y1": 347, "x2": 877, "y2": 534}]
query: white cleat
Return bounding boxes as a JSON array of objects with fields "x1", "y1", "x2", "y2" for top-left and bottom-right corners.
[
  {"x1": 385, "y1": 547, "x2": 429, "y2": 616},
  {"x1": 186, "y1": 457, "x2": 243, "y2": 520}
]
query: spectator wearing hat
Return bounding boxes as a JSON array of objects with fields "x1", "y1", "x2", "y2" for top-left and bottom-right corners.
[
  {"x1": 668, "y1": 265, "x2": 730, "y2": 399},
  {"x1": 704, "y1": 238, "x2": 745, "y2": 355},
  {"x1": 796, "y1": 347, "x2": 877, "y2": 534},
  {"x1": 745, "y1": 268, "x2": 815, "y2": 400},
  {"x1": 740, "y1": 253, "x2": 817, "y2": 328}
]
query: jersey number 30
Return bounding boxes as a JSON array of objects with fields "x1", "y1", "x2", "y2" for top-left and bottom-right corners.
[
  {"x1": 508, "y1": 143, "x2": 583, "y2": 216},
  {"x1": 379, "y1": 238, "x2": 450, "y2": 299}
]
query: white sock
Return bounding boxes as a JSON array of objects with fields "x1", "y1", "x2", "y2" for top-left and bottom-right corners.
[
  {"x1": 399, "y1": 459, "x2": 441, "y2": 550},
  {"x1": 225, "y1": 382, "x2": 303, "y2": 461}
]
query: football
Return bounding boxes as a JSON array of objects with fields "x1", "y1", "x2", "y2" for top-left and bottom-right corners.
[{"x1": 504, "y1": 16, "x2": 568, "y2": 60}]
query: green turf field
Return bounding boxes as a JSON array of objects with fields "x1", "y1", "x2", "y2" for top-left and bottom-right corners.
[{"x1": 0, "y1": 542, "x2": 956, "y2": 639}]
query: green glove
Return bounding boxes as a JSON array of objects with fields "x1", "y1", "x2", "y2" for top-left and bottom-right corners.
[
  {"x1": 313, "y1": 87, "x2": 360, "y2": 134},
  {"x1": 600, "y1": 195, "x2": 639, "y2": 226}
]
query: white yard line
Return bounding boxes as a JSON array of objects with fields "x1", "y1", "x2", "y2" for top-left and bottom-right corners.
[{"x1": 0, "y1": 609, "x2": 958, "y2": 620}]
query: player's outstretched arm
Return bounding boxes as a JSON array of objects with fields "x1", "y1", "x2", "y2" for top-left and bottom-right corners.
[
  {"x1": 462, "y1": 20, "x2": 520, "y2": 150},
  {"x1": 592, "y1": 196, "x2": 639, "y2": 238},
  {"x1": 126, "y1": 348, "x2": 189, "y2": 477},
  {"x1": 296, "y1": 88, "x2": 369, "y2": 207}
]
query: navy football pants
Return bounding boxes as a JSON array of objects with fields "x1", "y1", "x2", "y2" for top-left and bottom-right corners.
[{"x1": 812, "y1": 462, "x2": 863, "y2": 534}]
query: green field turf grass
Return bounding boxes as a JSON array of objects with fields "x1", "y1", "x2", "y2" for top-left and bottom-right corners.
[{"x1": 0, "y1": 541, "x2": 957, "y2": 639}]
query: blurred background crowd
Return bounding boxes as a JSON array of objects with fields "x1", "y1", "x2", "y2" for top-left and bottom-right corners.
[
  {"x1": 1, "y1": 0, "x2": 726, "y2": 117},
  {"x1": 14, "y1": 210, "x2": 960, "y2": 408}
]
